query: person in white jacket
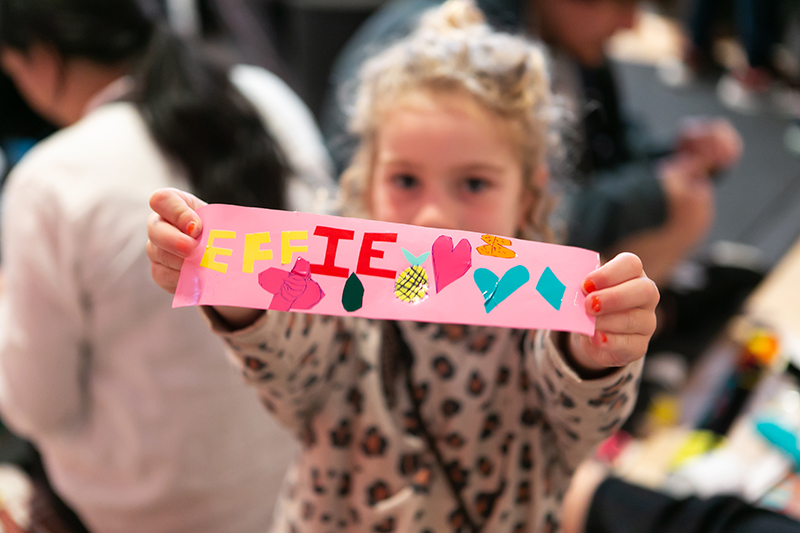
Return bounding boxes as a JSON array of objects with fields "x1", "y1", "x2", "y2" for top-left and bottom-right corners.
[{"x1": 0, "y1": 0, "x2": 335, "y2": 531}]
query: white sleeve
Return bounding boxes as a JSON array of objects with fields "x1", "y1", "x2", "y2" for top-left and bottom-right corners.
[
  {"x1": 0, "y1": 163, "x2": 88, "y2": 438},
  {"x1": 230, "y1": 64, "x2": 337, "y2": 215}
]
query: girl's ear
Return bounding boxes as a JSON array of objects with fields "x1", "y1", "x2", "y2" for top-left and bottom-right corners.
[{"x1": 533, "y1": 165, "x2": 549, "y2": 190}]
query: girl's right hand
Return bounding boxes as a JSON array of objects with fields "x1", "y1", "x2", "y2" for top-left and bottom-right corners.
[
  {"x1": 146, "y1": 187, "x2": 207, "y2": 294},
  {"x1": 147, "y1": 188, "x2": 265, "y2": 328}
]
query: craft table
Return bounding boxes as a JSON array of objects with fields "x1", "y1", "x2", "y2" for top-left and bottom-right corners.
[{"x1": 608, "y1": 236, "x2": 800, "y2": 518}]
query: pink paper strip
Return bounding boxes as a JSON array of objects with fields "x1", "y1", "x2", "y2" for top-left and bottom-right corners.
[{"x1": 173, "y1": 205, "x2": 600, "y2": 335}]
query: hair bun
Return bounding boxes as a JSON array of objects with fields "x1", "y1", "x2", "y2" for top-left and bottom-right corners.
[{"x1": 418, "y1": 0, "x2": 486, "y2": 34}]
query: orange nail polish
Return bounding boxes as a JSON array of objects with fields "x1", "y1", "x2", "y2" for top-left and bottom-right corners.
[
  {"x1": 591, "y1": 295, "x2": 601, "y2": 313},
  {"x1": 187, "y1": 221, "x2": 196, "y2": 235},
  {"x1": 600, "y1": 332, "x2": 607, "y2": 343},
  {"x1": 583, "y1": 279, "x2": 596, "y2": 294}
]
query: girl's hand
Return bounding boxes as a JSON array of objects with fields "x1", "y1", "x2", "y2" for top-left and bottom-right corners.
[
  {"x1": 568, "y1": 253, "x2": 659, "y2": 373},
  {"x1": 146, "y1": 187, "x2": 206, "y2": 294},
  {"x1": 146, "y1": 189, "x2": 264, "y2": 328}
]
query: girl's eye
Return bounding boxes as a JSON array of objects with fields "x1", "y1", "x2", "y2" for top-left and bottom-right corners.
[
  {"x1": 391, "y1": 173, "x2": 419, "y2": 190},
  {"x1": 462, "y1": 177, "x2": 491, "y2": 193}
]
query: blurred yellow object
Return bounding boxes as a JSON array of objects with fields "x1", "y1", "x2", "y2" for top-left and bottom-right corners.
[
  {"x1": 746, "y1": 330, "x2": 780, "y2": 367},
  {"x1": 648, "y1": 394, "x2": 681, "y2": 428},
  {"x1": 670, "y1": 430, "x2": 723, "y2": 470}
]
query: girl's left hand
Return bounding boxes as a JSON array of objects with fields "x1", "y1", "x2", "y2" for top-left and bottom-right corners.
[{"x1": 569, "y1": 253, "x2": 659, "y2": 372}]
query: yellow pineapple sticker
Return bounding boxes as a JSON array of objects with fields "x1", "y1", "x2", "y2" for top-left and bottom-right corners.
[
  {"x1": 476, "y1": 235, "x2": 516, "y2": 259},
  {"x1": 395, "y1": 249, "x2": 429, "y2": 304}
]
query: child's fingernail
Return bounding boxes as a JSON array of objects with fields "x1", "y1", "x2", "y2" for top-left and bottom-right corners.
[
  {"x1": 583, "y1": 279, "x2": 596, "y2": 294},
  {"x1": 187, "y1": 221, "x2": 197, "y2": 237},
  {"x1": 590, "y1": 295, "x2": 601, "y2": 313},
  {"x1": 594, "y1": 331, "x2": 607, "y2": 344}
]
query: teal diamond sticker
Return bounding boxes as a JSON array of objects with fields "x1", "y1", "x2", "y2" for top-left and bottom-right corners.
[{"x1": 536, "y1": 267, "x2": 566, "y2": 310}]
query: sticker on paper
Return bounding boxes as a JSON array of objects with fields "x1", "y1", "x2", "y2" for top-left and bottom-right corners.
[
  {"x1": 173, "y1": 205, "x2": 601, "y2": 335},
  {"x1": 477, "y1": 235, "x2": 517, "y2": 259}
]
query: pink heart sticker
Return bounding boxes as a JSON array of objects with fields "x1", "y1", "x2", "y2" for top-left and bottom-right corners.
[{"x1": 432, "y1": 235, "x2": 472, "y2": 293}]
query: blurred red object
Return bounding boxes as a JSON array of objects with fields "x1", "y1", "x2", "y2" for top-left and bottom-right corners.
[{"x1": 596, "y1": 431, "x2": 634, "y2": 464}]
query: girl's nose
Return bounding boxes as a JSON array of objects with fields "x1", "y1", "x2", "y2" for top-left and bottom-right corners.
[{"x1": 412, "y1": 201, "x2": 457, "y2": 230}]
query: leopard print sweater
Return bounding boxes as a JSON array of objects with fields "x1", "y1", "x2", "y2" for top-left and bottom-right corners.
[{"x1": 205, "y1": 310, "x2": 642, "y2": 533}]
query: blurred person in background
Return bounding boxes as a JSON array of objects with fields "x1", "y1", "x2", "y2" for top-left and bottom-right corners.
[
  {"x1": 561, "y1": 459, "x2": 800, "y2": 533},
  {"x1": 0, "y1": 71, "x2": 55, "y2": 178},
  {"x1": 321, "y1": 0, "x2": 742, "y2": 287},
  {"x1": 0, "y1": 0, "x2": 334, "y2": 531},
  {"x1": 661, "y1": 0, "x2": 800, "y2": 161},
  {"x1": 664, "y1": 0, "x2": 791, "y2": 115},
  {"x1": 0, "y1": 71, "x2": 55, "y2": 258}
]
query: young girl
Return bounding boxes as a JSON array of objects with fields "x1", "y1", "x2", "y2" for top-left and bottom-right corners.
[{"x1": 148, "y1": 1, "x2": 658, "y2": 531}]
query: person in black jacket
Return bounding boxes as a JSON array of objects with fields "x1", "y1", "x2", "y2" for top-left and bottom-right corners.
[
  {"x1": 320, "y1": 0, "x2": 742, "y2": 285},
  {"x1": 562, "y1": 460, "x2": 800, "y2": 533}
]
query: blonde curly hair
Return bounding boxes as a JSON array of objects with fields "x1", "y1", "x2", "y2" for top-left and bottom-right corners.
[{"x1": 339, "y1": 0, "x2": 557, "y2": 241}]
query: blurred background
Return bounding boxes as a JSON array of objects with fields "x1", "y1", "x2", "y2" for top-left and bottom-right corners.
[
  {"x1": 6, "y1": 0, "x2": 800, "y2": 267},
  {"x1": 2, "y1": 0, "x2": 800, "y2": 531}
]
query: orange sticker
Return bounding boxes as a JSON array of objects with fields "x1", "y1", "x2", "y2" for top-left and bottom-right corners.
[{"x1": 476, "y1": 235, "x2": 516, "y2": 259}]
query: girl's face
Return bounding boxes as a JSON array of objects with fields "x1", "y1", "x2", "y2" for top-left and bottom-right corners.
[{"x1": 369, "y1": 89, "x2": 533, "y2": 238}]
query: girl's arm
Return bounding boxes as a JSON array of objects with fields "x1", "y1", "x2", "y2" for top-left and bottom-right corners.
[
  {"x1": 528, "y1": 330, "x2": 643, "y2": 470},
  {"x1": 526, "y1": 253, "x2": 658, "y2": 468},
  {"x1": 203, "y1": 307, "x2": 349, "y2": 435},
  {"x1": 147, "y1": 187, "x2": 346, "y2": 434}
]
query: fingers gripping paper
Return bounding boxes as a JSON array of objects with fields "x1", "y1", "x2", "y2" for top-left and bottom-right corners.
[{"x1": 173, "y1": 205, "x2": 600, "y2": 335}]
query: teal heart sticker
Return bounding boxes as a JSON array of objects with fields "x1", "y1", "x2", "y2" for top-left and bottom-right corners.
[{"x1": 473, "y1": 265, "x2": 530, "y2": 313}]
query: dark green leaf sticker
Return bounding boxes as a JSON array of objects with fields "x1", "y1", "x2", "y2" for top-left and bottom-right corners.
[{"x1": 342, "y1": 272, "x2": 364, "y2": 312}]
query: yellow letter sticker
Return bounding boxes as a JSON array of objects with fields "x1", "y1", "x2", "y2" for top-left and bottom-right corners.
[
  {"x1": 281, "y1": 231, "x2": 308, "y2": 265},
  {"x1": 199, "y1": 230, "x2": 236, "y2": 273},
  {"x1": 243, "y1": 232, "x2": 272, "y2": 273}
]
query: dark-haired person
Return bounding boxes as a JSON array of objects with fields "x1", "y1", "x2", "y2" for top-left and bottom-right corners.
[
  {"x1": 0, "y1": 70, "x2": 55, "y2": 175},
  {"x1": 320, "y1": 0, "x2": 742, "y2": 285},
  {"x1": 0, "y1": 0, "x2": 334, "y2": 532}
]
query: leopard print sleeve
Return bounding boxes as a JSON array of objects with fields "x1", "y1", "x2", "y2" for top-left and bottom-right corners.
[
  {"x1": 526, "y1": 329, "x2": 643, "y2": 470},
  {"x1": 202, "y1": 308, "x2": 354, "y2": 436}
]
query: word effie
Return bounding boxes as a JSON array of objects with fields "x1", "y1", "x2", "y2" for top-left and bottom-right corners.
[{"x1": 199, "y1": 226, "x2": 399, "y2": 280}]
